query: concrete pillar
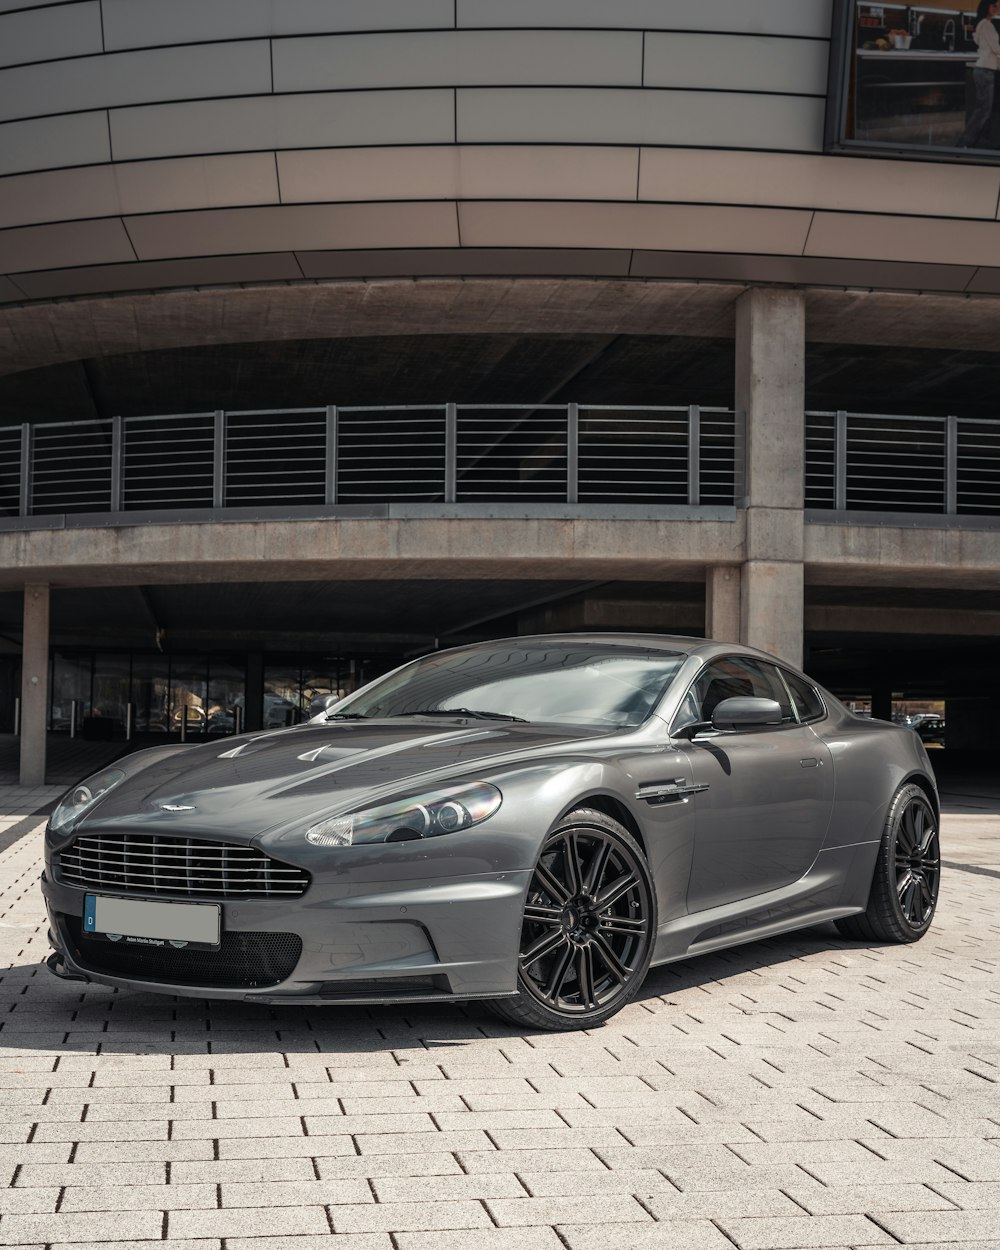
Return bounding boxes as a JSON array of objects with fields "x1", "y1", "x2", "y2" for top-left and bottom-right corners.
[
  {"x1": 705, "y1": 566, "x2": 741, "y2": 642},
  {"x1": 871, "y1": 683, "x2": 893, "y2": 723},
  {"x1": 245, "y1": 652, "x2": 264, "y2": 732},
  {"x1": 735, "y1": 287, "x2": 806, "y2": 668},
  {"x1": 20, "y1": 583, "x2": 49, "y2": 787}
]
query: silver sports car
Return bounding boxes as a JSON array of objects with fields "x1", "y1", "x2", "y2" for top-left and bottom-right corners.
[{"x1": 42, "y1": 635, "x2": 940, "y2": 1031}]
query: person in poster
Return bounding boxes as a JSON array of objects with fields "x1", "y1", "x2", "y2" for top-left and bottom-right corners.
[{"x1": 962, "y1": 0, "x2": 1000, "y2": 146}]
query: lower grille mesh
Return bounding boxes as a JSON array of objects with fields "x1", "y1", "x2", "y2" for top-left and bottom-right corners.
[{"x1": 65, "y1": 916, "x2": 301, "y2": 988}]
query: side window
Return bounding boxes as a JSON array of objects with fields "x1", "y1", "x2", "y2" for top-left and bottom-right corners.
[
  {"x1": 780, "y1": 670, "x2": 827, "y2": 723},
  {"x1": 685, "y1": 657, "x2": 782, "y2": 724}
]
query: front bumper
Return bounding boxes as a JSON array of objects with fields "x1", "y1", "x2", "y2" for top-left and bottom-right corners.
[{"x1": 41, "y1": 866, "x2": 530, "y2": 1005}]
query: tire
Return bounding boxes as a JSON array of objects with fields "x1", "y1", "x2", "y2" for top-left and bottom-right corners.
[
  {"x1": 487, "y1": 807, "x2": 657, "y2": 1031},
  {"x1": 835, "y1": 782, "x2": 940, "y2": 944}
]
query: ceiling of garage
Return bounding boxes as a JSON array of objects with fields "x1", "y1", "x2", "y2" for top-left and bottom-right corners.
[
  {"x1": 3, "y1": 331, "x2": 1000, "y2": 424},
  {"x1": 0, "y1": 579, "x2": 995, "y2": 703}
]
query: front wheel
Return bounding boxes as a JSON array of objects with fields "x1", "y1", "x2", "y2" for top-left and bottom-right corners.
[
  {"x1": 488, "y1": 807, "x2": 657, "y2": 1031},
  {"x1": 835, "y1": 782, "x2": 940, "y2": 944}
]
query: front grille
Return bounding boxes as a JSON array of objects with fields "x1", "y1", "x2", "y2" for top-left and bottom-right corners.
[
  {"x1": 55, "y1": 833, "x2": 310, "y2": 899},
  {"x1": 65, "y1": 916, "x2": 301, "y2": 988}
]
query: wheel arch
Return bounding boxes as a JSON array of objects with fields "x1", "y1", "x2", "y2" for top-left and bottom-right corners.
[
  {"x1": 902, "y1": 771, "x2": 940, "y2": 823},
  {"x1": 559, "y1": 792, "x2": 647, "y2": 856}
]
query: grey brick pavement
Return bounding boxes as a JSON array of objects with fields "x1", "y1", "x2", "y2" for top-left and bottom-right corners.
[{"x1": 0, "y1": 788, "x2": 999, "y2": 1249}]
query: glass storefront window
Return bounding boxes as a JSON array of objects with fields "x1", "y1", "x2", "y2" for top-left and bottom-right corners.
[
  {"x1": 830, "y1": 1, "x2": 999, "y2": 159},
  {"x1": 170, "y1": 656, "x2": 208, "y2": 736},
  {"x1": 263, "y1": 666, "x2": 302, "y2": 728},
  {"x1": 207, "y1": 659, "x2": 246, "y2": 736},
  {"x1": 265, "y1": 659, "x2": 371, "y2": 723},
  {"x1": 302, "y1": 661, "x2": 355, "y2": 712},
  {"x1": 89, "y1": 653, "x2": 130, "y2": 740},
  {"x1": 42, "y1": 652, "x2": 380, "y2": 737},
  {"x1": 50, "y1": 653, "x2": 92, "y2": 732},
  {"x1": 92, "y1": 653, "x2": 130, "y2": 722},
  {"x1": 132, "y1": 654, "x2": 170, "y2": 734}
]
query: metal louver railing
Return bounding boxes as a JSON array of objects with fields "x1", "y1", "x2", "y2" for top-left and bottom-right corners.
[
  {"x1": 0, "y1": 403, "x2": 740, "y2": 518},
  {"x1": 805, "y1": 410, "x2": 1000, "y2": 516},
  {"x1": 123, "y1": 413, "x2": 216, "y2": 511},
  {"x1": 9, "y1": 404, "x2": 997, "y2": 521}
]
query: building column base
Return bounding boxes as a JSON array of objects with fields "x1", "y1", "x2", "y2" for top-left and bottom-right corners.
[
  {"x1": 706, "y1": 566, "x2": 741, "y2": 643},
  {"x1": 20, "y1": 583, "x2": 49, "y2": 787},
  {"x1": 740, "y1": 560, "x2": 804, "y2": 670}
]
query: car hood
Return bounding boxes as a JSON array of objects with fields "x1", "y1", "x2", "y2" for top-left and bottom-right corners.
[{"x1": 72, "y1": 720, "x2": 610, "y2": 843}]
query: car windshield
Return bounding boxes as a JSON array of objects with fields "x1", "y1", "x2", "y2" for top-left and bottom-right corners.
[{"x1": 330, "y1": 642, "x2": 686, "y2": 729}]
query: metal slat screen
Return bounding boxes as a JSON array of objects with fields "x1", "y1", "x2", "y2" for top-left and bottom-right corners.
[
  {"x1": 10, "y1": 402, "x2": 999, "y2": 520},
  {"x1": 577, "y1": 408, "x2": 688, "y2": 504},
  {"x1": 846, "y1": 415, "x2": 946, "y2": 513},
  {"x1": 336, "y1": 408, "x2": 446, "y2": 503},
  {"x1": 31, "y1": 421, "x2": 113, "y2": 515},
  {"x1": 957, "y1": 419, "x2": 1000, "y2": 515},
  {"x1": 804, "y1": 410, "x2": 1000, "y2": 517},
  {"x1": 698, "y1": 409, "x2": 739, "y2": 505},
  {"x1": 456, "y1": 406, "x2": 567, "y2": 502},
  {"x1": 123, "y1": 414, "x2": 215, "y2": 511},
  {"x1": 225, "y1": 409, "x2": 326, "y2": 506},
  {"x1": 0, "y1": 427, "x2": 22, "y2": 517},
  {"x1": 805, "y1": 412, "x2": 836, "y2": 509}
]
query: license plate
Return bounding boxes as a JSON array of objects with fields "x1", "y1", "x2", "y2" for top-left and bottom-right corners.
[{"x1": 83, "y1": 894, "x2": 221, "y2": 950}]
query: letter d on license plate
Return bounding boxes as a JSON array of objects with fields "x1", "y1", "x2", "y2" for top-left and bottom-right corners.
[{"x1": 84, "y1": 895, "x2": 221, "y2": 949}]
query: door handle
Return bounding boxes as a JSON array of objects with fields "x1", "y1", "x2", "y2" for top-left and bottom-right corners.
[{"x1": 799, "y1": 757, "x2": 820, "y2": 768}]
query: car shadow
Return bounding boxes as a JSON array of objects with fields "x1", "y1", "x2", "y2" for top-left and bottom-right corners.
[{"x1": 0, "y1": 921, "x2": 868, "y2": 1055}]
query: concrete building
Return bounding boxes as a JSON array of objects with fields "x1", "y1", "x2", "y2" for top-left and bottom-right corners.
[{"x1": 2, "y1": 0, "x2": 999, "y2": 782}]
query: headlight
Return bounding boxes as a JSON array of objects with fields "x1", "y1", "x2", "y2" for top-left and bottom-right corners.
[
  {"x1": 48, "y1": 767, "x2": 126, "y2": 835},
  {"x1": 305, "y1": 782, "x2": 501, "y2": 847}
]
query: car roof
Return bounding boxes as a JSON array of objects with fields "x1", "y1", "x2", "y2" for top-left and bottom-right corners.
[{"x1": 447, "y1": 633, "x2": 808, "y2": 673}]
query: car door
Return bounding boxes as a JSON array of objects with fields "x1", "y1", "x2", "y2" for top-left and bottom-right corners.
[{"x1": 672, "y1": 656, "x2": 834, "y2": 914}]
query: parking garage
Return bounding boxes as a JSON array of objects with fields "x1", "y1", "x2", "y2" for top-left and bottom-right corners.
[{"x1": 1, "y1": 281, "x2": 999, "y2": 780}]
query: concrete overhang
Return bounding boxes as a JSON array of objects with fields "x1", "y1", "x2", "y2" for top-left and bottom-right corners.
[
  {"x1": 6, "y1": 277, "x2": 1000, "y2": 380},
  {"x1": 0, "y1": 513, "x2": 747, "y2": 589},
  {"x1": 804, "y1": 518, "x2": 1000, "y2": 587},
  {"x1": 0, "y1": 511, "x2": 999, "y2": 592}
]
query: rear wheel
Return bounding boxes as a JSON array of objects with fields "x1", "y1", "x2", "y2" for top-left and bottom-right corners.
[
  {"x1": 488, "y1": 807, "x2": 656, "y2": 1031},
  {"x1": 835, "y1": 783, "x2": 940, "y2": 944}
]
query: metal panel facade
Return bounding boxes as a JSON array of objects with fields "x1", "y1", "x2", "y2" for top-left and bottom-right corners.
[{"x1": 0, "y1": 0, "x2": 995, "y2": 299}]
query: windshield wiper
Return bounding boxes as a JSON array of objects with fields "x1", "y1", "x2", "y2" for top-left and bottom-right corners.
[
  {"x1": 393, "y1": 707, "x2": 529, "y2": 723},
  {"x1": 325, "y1": 712, "x2": 369, "y2": 720}
]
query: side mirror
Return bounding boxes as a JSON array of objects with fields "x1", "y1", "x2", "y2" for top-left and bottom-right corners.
[
  {"x1": 711, "y1": 696, "x2": 782, "y2": 731},
  {"x1": 308, "y1": 693, "x2": 339, "y2": 719}
]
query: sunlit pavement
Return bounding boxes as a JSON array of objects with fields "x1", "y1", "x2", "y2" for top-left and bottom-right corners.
[{"x1": 0, "y1": 775, "x2": 997, "y2": 1250}]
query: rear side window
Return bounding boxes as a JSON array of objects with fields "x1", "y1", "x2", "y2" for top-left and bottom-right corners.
[{"x1": 780, "y1": 670, "x2": 826, "y2": 723}]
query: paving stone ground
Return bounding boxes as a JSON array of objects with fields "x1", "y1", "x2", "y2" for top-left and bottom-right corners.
[{"x1": 0, "y1": 773, "x2": 998, "y2": 1249}]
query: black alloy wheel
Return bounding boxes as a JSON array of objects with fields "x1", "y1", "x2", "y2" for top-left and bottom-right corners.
[
  {"x1": 836, "y1": 783, "x2": 941, "y2": 944},
  {"x1": 488, "y1": 807, "x2": 657, "y2": 1031}
]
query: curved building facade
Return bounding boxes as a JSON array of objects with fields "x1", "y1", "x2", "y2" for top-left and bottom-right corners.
[{"x1": 2, "y1": 0, "x2": 999, "y2": 781}]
